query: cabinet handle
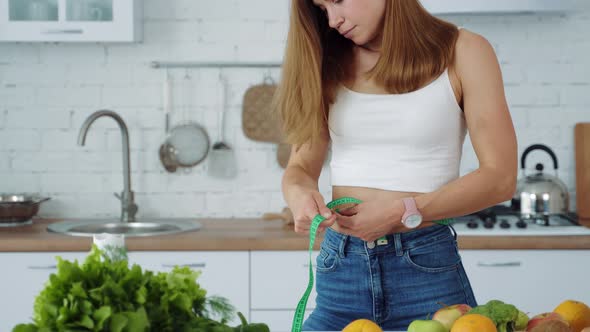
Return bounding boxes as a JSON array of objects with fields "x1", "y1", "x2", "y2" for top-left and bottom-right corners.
[
  {"x1": 42, "y1": 29, "x2": 84, "y2": 34},
  {"x1": 27, "y1": 265, "x2": 57, "y2": 270},
  {"x1": 476, "y1": 261, "x2": 522, "y2": 267},
  {"x1": 162, "y1": 263, "x2": 206, "y2": 269}
]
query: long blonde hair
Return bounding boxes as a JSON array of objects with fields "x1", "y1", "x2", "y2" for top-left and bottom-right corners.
[{"x1": 274, "y1": 0, "x2": 459, "y2": 148}]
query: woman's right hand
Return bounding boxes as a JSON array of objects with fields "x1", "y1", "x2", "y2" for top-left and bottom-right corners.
[{"x1": 288, "y1": 188, "x2": 336, "y2": 235}]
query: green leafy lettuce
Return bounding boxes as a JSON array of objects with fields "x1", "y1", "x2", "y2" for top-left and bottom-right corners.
[{"x1": 12, "y1": 245, "x2": 267, "y2": 332}]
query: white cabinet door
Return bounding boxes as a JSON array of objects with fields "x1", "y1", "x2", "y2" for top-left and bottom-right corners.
[
  {"x1": 460, "y1": 250, "x2": 590, "y2": 314},
  {"x1": 0, "y1": 252, "x2": 87, "y2": 332},
  {"x1": 420, "y1": 0, "x2": 575, "y2": 15},
  {"x1": 127, "y1": 251, "x2": 250, "y2": 326},
  {"x1": 0, "y1": 0, "x2": 142, "y2": 42},
  {"x1": 250, "y1": 251, "x2": 319, "y2": 310},
  {"x1": 250, "y1": 310, "x2": 313, "y2": 332}
]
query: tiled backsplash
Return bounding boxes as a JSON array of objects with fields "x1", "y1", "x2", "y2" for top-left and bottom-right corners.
[{"x1": 0, "y1": 0, "x2": 589, "y2": 218}]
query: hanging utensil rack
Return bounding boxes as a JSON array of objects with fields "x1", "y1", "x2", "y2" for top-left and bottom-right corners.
[{"x1": 151, "y1": 61, "x2": 282, "y2": 69}]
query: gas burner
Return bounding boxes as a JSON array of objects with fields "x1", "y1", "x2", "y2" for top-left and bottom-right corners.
[
  {"x1": 521, "y1": 212, "x2": 580, "y2": 227},
  {"x1": 451, "y1": 206, "x2": 590, "y2": 236}
]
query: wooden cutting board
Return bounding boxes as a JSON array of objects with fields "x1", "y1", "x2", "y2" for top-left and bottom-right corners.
[{"x1": 575, "y1": 123, "x2": 590, "y2": 221}]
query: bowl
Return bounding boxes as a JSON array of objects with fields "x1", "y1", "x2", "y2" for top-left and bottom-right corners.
[{"x1": 0, "y1": 194, "x2": 50, "y2": 226}]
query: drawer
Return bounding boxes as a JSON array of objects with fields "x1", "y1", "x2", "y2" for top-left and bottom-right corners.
[
  {"x1": 460, "y1": 250, "x2": 590, "y2": 314},
  {"x1": 250, "y1": 310, "x2": 313, "y2": 332},
  {"x1": 250, "y1": 251, "x2": 319, "y2": 309},
  {"x1": 128, "y1": 251, "x2": 249, "y2": 326},
  {"x1": 0, "y1": 252, "x2": 87, "y2": 331}
]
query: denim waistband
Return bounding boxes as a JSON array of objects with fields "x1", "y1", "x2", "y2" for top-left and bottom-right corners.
[{"x1": 321, "y1": 224, "x2": 457, "y2": 256}]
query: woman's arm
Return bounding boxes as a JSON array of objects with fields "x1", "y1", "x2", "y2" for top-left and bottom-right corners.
[
  {"x1": 282, "y1": 130, "x2": 329, "y2": 201},
  {"x1": 282, "y1": 128, "x2": 337, "y2": 233},
  {"x1": 414, "y1": 30, "x2": 518, "y2": 221}
]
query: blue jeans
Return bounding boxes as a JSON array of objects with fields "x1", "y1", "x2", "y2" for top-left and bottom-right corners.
[{"x1": 302, "y1": 224, "x2": 477, "y2": 331}]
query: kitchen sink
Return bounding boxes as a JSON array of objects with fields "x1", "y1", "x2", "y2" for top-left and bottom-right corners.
[
  {"x1": 47, "y1": 219, "x2": 202, "y2": 237},
  {"x1": 49, "y1": 111, "x2": 203, "y2": 238}
]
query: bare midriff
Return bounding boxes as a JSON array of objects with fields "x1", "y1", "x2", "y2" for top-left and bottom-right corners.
[{"x1": 330, "y1": 186, "x2": 435, "y2": 234}]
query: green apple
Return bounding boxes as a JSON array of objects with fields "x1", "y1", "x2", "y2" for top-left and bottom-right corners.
[
  {"x1": 407, "y1": 319, "x2": 447, "y2": 332},
  {"x1": 432, "y1": 304, "x2": 472, "y2": 331}
]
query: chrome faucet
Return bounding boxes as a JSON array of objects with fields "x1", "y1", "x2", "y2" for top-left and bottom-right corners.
[{"x1": 78, "y1": 110, "x2": 138, "y2": 222}]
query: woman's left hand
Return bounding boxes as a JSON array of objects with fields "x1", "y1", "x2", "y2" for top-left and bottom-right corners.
[{"x1": 335, "y1": 198, "x2": 406, "y2": 242}]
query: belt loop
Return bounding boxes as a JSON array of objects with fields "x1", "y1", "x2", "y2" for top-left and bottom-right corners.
[
  {"x1": 394, "y1": 233, "x2": 403, "y2": 256},
  {"x1": 448, "y1": 224, "x2": 458, "y2": 240},
  {"x1": 338, "y1": 234, "x2": 348, "y2": 258}
]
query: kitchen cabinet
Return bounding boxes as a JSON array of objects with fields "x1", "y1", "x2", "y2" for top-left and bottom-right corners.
[
  {"x1": 0, "y1": 251, "x2": 249, "y2": 331},
  {"x1": 0, "y1": 0, "x2": 142, "y2": 42},
  {"x1": 250, "y1": 249, "x2": 590, "y2": 328},
  {"x1": 0, "y1": 251, "x2": 87, "y2": 332},
  {"x1": 250, "y1": 251, "x2": 318, "y2": 332},
  {"x1": 420, "y1": 0, "x2": 576, "y2": 15},
  {"x1": 460, "y1": 250, "x2": 590, "y2": 314},
  {"x1": 2, "y1": 248, "x2": 588, "y2": 331},
  {"x1": 127, "y1": 251, "x2": 250, "y2": 327},
  {"x1": 251, "y1": 310, "x2": 313, "y2": 332},
  {"x1": 250, "y1": 251, "x2": 319, "y2": 310}
]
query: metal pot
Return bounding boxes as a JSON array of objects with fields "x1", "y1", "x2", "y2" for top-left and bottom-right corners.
[
  {"x1": 511, "y1": 144, "x2": 569, "y2": 217},
  {"x1": 0, "y1": 194, "x2": 50, "y2": 225}
]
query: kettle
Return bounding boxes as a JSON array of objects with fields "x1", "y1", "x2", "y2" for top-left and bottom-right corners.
[{"x1": 511, "y1": 144, "x2": 569, "y2": 218}]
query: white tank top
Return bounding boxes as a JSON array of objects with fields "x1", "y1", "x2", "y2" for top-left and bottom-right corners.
[{"x1": 328, "y1": 68, "x2": 467, "y2": 193}]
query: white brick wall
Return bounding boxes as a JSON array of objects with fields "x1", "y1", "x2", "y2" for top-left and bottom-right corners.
[{"x1": 0, "y1": 1, "x2": 589, "y2": 219}]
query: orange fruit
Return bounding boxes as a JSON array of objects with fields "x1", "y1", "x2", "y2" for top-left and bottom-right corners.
[
  {"x1": 342, "y1": 318, "x2": 383, "y2": 332},
  {"x1": 450, "y1": 314, "x2": 497, "y2": 332},
  {"x1": 554, "y1": 300, "x2": 590, "y2": 332}
]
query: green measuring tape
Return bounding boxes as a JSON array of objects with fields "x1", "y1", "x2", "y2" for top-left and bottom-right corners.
[
  {"x1": 291, "y1": 196, "x2": 362, "y2": 332},
  {"x1": 290, "y1": 197, "x2": 454, "y2": 332}
]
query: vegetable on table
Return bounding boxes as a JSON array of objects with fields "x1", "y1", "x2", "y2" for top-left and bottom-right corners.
[
  {"x1": 12, "y1": 245, "x2": 269, "y2": 332},
  {"x1": 467, "y1": 300, "x2": 529, "y2": 332}
]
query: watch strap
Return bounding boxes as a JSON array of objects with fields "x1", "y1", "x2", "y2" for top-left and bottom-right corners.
[{"x1": 402, "y1": 197, "x2": 418, "y2": 214}]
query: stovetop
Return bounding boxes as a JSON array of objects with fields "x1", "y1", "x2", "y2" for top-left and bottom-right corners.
[{"x1": 452, "y1": 205, "x2": 590, "y2": 236}]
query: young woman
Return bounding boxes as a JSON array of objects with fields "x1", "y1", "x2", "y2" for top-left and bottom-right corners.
[{"x1": 275, "y1": 0, "x2": 517, "y2": 330}]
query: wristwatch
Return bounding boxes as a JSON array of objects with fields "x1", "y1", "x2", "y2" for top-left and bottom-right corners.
[{"x1": 401, "y1": 197, "x2": 423, "y2": 229}]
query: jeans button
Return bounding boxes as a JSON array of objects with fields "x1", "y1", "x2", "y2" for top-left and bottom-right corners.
[{"x1": 367, "y1": 241, "x2": 375, "y2": 249}]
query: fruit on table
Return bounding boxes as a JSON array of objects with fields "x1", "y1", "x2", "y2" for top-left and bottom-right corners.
[
  {"x1": 342, "y1": 318, "x2": 383, "y2": 332},
  {"x1": 450, "y1": 314, "x2": 497, "y2": 332},
  {"x1": 407, "y1": 319, "x2": 447, "y2": 332},
  {"x1": 553, "y1": 300, "x2": 590, "y2": 332},
  {"x1": 527, "y1": 320, "x2": 572, "y2": 332},
  {"x1": 432, "y1": 304, "x2": 472, "y2": 331},
  {"x1": 527, "y1": 312, "x2": 568, "y2": 331},
  {"x1": 515, "y1": 310, "x2": 530, "y2": 331}
]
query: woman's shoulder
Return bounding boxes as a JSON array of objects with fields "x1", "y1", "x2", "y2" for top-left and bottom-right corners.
[
  {"x1": 453, "y1": 28, "x2": 500, "y2": 80},
  {"x1": 455, "y1": 28, "x2": 494, "y2": 53}
]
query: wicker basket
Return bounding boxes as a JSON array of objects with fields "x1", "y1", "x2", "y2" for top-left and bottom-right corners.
[{"x1": 242, "y1": 83, "x2": 283, "y2": 142}]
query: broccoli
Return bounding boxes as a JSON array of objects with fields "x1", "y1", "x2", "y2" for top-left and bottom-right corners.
[{"x1": 467, "y1": 300, "x2": 521, "y2": 332}]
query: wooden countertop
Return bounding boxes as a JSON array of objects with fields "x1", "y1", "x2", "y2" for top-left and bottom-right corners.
[{"x1": 1, "y1": 218, "x2": 590, "y2": 252}]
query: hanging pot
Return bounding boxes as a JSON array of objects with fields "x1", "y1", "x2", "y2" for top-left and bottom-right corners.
[{"x1": 511, "y1": 144, "x2": 569, "y2": 217}]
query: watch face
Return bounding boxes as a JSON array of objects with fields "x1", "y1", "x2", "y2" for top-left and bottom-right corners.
[{"x1": 404, "y1": 214, "x2": 423, "y2": 228}]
